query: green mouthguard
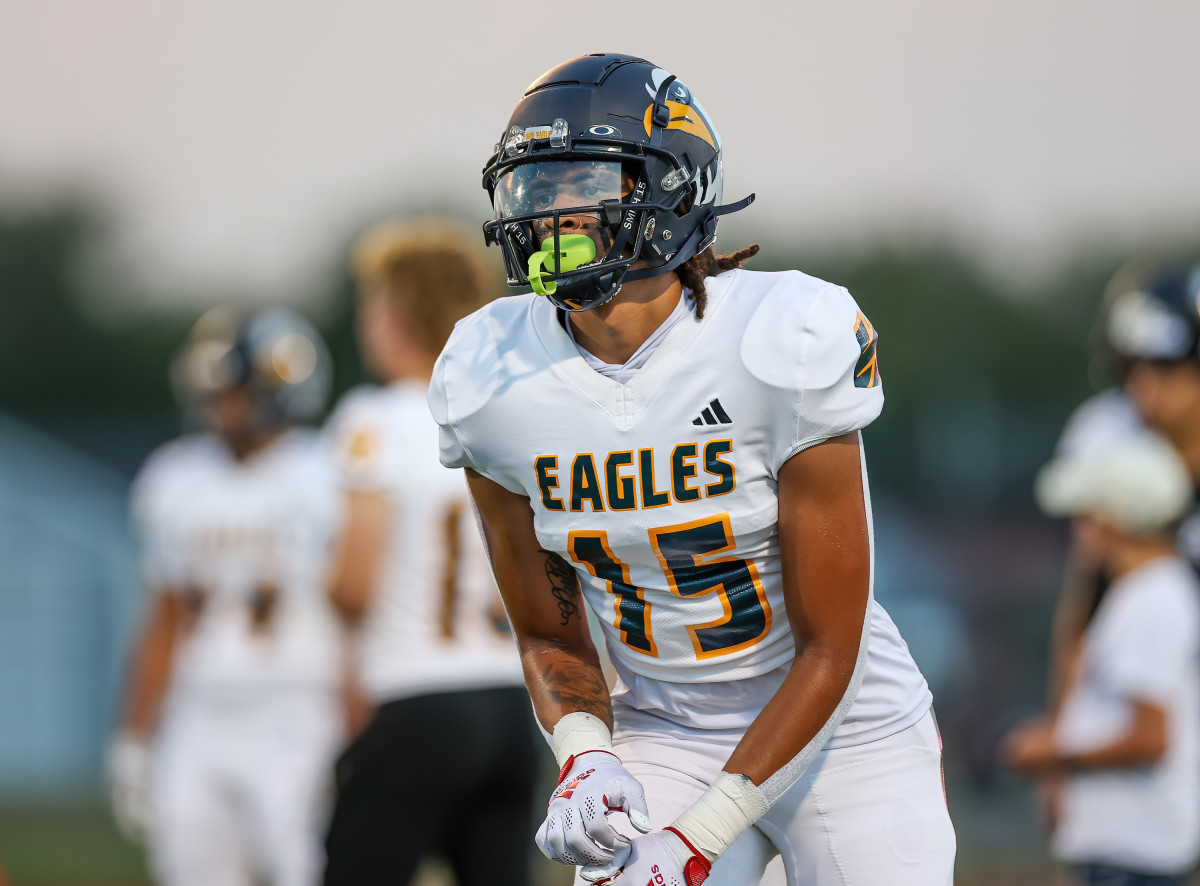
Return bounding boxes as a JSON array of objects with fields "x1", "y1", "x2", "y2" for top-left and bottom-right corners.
[{"x1": 527, "y1": 235, "x2": 597, "y2": 297}]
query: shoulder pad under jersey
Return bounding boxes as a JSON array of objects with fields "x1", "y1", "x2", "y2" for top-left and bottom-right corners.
[
  {"x1": 430, "y1": 294, "x2": 539, "y2": 426},
  {"x1": 739, "y1": 270, "x2": 856, "y2": 389}
]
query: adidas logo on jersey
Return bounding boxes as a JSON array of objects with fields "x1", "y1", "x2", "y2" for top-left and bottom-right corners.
[{"x1": 691, "y1": 398, "x2": 732, "y2": 427}]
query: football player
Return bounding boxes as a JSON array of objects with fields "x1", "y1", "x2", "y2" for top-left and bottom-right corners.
[
  {"x1": 428, "y1": 54, "x2": 956, "y2": 885},
  {"x1": 109, "y1": 308, "x2": 347, "y2": 886},
  {"x1": 321, "y1": 223, "x2": 539, "y2": 886},
  {"x1": 1044, "y1": 264, "x2": 1200, "y2": 718}
]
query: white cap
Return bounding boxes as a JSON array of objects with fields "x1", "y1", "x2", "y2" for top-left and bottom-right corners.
[{"x1": 1035, "y1": 431, "x2": 1194, "y2": 534}]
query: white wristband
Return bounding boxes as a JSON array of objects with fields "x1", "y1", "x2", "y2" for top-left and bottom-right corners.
[
  {"x1": 549, "y1": 712, "x2": 614, "y2": 769},
  {"x1": 672, "y1": 771, "x2": 770, "y2": 863}
]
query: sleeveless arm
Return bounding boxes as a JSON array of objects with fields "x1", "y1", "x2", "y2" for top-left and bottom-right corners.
[
  {"x1": 723, "y1": 432, "x2": 872, "y2": 799},
  {"x1": 465, "y1": 468, "x2": 611, "y2": 731}
]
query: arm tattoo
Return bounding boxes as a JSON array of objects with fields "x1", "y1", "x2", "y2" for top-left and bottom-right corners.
[
  {"x1": 541, "y1": 657, "x2": 611, "y2": 721},
  {"x1": 541, "y1": 549, "x2": 581, "y2": 626}
]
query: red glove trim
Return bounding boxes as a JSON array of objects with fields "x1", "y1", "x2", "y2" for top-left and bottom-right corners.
[
  {"x1": 556, "y1": 749, "x2": 620, "y2": 785},
  {"x1": 664, "y1": 826, "x2": 712, "y2": 884}
]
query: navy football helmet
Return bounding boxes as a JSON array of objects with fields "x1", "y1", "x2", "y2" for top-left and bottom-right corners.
[
  {"x1": 172, "y1": 306, "x2": 331, "y2": 429},
  {"x1": 1103, "y1": 262, "x2": 1200, "y2": 365},
  {"x1": 482, "y1": 53, "x2": 754, "y2": 312}
]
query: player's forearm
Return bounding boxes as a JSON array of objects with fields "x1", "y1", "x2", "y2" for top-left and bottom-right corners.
[
  {"x1": 1047, "y1": 548, "x2": 1098, "y2": 713},
  {"x1": 121, "y1": 598, "x2": 181, "y2": 737},
  {"x1": 466, "y1": 468, "x2": 605, "y2": 728},
  {"x1": 520, "y1": 639, "x2": 613, "y2": 732},
  {"x1": 124, "y1": 674, "x2": 167, "y2": 738},
  {"x1": 724, "y1": 640, "x2": 860, "y2": 785},
  {"x1": 670, "y1": 641, "x2": 861, "y2": 866},
  {"x1": 1059, "y1": 723, "x2": 1167, "y2": 770},
  {"x1": 328, "y1": 491, "x2": 389, "y2": 624},
  {"x1": 1060, "y1": 742, "x2": 1163, "y2": 771},
  {"x1": 737, "y1": 433, "x2": 870, "y2": 790},
  {"x1": 328, "y1": 570, "x2": 375, "y2": 624}
]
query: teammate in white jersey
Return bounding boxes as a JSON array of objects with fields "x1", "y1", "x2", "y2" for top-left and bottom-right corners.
[
  {"x1": 428, "y1": 53, "x2": 955, "y2": 885},
  {"x1": 322, "y1": 223, "x2": 539, "y2": 886},
  {"x1": 1006, "y1": 433, "x2": 1200, "y2": 884},
  {"x1": 110, "y1": 308, "x2": 346, "y2": 886}
]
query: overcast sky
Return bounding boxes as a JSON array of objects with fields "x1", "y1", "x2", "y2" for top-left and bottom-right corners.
[{"x1": 2, "y1": 0, "x2": 1198, "y2": 305}]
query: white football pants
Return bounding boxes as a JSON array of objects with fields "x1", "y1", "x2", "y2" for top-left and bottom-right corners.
[
  {"x1": 582, "y1": 707, "x2": 955, "y2": 885},
  {"x1": 149, "y1": 693, "x2": 342, "y2": 886}
]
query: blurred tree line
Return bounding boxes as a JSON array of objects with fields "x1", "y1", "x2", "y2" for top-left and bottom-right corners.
[
  {"x1": 795, "y1": 249, "x2": 1112, "y2": 514},
  {"x1": 0, "y1": 195, "x2": 1171, "y2": 506}
]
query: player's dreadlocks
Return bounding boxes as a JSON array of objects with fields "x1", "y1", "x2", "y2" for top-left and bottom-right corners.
[{"x1": 678, "y1": 244, "x2": 761, "y2": 319}]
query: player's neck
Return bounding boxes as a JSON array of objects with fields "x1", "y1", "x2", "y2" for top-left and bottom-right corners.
[
  {"x1": 226, "y1": 426, "x2": 284, "y2": 462},
  {"x1": 383, "y1": 351, "x2": 436, "y2": 386},
  {"x1": 366, "y1": 305, "x2": 436, "y2": 384},
  {"x1": 1103, "y1": 536, "x2": 1177, "y2": 582},
  {"x1": 568, "y1": 273, "x2": 684, "y2": 365},
  {"x1": 1167, "y1": 424, "x2": 1200, "y2": 486}
]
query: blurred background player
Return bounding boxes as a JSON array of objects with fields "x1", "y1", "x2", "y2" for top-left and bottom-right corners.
[
  {"x1": 1004, "y1": 432, "x2": 1200, "y2": 885},
  {"x1": 321, "y1": 222, "x2": 539, "y2": 886},
  {"x1": 108, "y1": 307, "x2": 347, "y2": 886},
  {"x1": 1043, "y1": 264, "x2": 1200, "y2": 730}
]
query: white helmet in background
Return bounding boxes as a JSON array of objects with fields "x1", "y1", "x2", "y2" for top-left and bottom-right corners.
[{"x1": 1035, "y1": 431, "x2": 1193, "y2": 535}]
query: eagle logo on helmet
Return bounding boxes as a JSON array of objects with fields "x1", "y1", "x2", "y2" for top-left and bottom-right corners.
[{"x1": 642, "y1": 68, "x2": 719, "y2": 151}]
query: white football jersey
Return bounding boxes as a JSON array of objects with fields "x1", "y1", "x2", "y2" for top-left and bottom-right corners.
[
  {"x1": 130, "y1": 429, "x2": 343, "y2": 702},
  {"x1": 1053, "y1": 555, "x2": 1200, "y2": 872},
  {"x1": 326, "y1": 382, "x2": 523, "y2": 703},
  {"x1": 430, "y1": 269, "x2": 932, "y2": 744}
]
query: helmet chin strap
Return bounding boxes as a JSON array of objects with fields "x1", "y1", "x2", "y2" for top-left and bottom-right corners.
[
  {"x1": 624, "y1": 193, "x2": 756, "y2": 283},
  {"x1": 714, "y1": 193, "x2": 757, "y2": 216},
  {"x1": 649, "y1": 75, "x2": 677, "y2": 148},
  {"x1": 598, "y1": 167, "x2": 649, "y2": 266},
  {"x1": 550, "y1": 267, "x2": 627, "y2": 312}
]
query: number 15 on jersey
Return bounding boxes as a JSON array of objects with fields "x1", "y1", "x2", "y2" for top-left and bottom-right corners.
[{"x1": 568, "y1": 512, "x2": 772, "y2": 661}]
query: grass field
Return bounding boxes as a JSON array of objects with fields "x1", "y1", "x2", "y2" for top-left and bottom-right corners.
[
  {"x1": 9, "y1": 796, "x2": 1193, "y2": 886},
  {"x1": 0, "y1": 803, "x2": 571, "y2": 886},
  {"x1": 0, "y1": 804, "x2": 146, "y2": 886}
]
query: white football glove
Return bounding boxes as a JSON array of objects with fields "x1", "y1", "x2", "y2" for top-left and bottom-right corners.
[
  {"x1": 106, "y1": 734, "x2": 152, "y2": 842},
  {"x1": 585, "y1": 826, "x2": 711, "y2": 886},
  {"x1": 584, "y1": 770, "x2": 769, "y2": 884},
  {"x1": 535, "y1": 749, "x2": 652, "y2": 867}
]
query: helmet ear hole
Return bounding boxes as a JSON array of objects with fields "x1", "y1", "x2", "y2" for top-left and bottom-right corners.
[{"x1": 674, "y1": 193, "x2": 694, "y2": 218}]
